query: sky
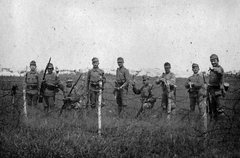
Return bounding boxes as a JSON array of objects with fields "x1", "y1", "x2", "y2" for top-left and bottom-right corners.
[{"x1": 0, "y1": 0, "x2": 240, "y2": 76}]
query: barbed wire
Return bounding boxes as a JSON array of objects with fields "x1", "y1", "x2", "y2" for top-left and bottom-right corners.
[{"x1": 0, "y1": 79, "x2": 240, "y2": 143}]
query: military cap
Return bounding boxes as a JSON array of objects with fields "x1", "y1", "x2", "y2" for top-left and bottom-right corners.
[
  {"x1": 117, "y1": 57, "x2": 124, "y2": 62},
  {"x1": 164, "y1": 62, "x2": 171, "y2": 67},
  {"x1": 66, "y1": 77, "x2": 73, "y2": 82},
  {"x1": 210, "y1": 54, "x2": 218, "y2": 60},
  {"x1": 48, "y1": 63, "x2": 54, "y2": 69},
  {"x1": 142, "y1": 75, "x2": 149, "y2": 80},
  {"x1": 92, "y1": 57, "x2": 99, "y2": 62},
  {"x1": 30, "y1": 60, "x2": 36, "y2": 66},
  {"x1": 192, "y1": 63, "x2": 199, "y2": 68}
]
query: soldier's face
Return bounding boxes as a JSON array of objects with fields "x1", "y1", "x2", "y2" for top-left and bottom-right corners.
[
  {"x1": 118, "y1": 61, "x2": 123, "y2": 67},
  {"x1": 164, "y1": 66, "x2": 171, "y2": 73},
  {"x1": 210, "y1": 59, "x2": 218, "y2": 67},
  {"x1": 47, "y1": 68, "x2": 53, "y2": 73},
  {"x1": 92, "y1": 61, "x2": 99, "y2": 68},
  {"x1": 192, "y1": 67, "x2": 199, "y2": 74},
  {"x1": 30, "y1": 65, "x2": 36, "y2": 71}
]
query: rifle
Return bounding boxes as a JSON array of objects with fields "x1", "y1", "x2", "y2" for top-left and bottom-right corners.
[
  {"x1": 135, "y1": 85, "x2": 154, "y2": 118},
  {"x1": 59, "y1": 73, "x2": 82, "y2": 116},
  {"x1": 39, "y1": 58, "x2": 51, "y2": 103}
]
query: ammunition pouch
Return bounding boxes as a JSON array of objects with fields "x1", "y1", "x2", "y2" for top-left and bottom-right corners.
[{"x1": 46, "y1": 84, "x2": 56, "y2": 90}]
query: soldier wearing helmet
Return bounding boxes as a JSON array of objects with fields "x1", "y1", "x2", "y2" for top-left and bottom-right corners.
[
  {"x1": 185, "y1": 63, "x2": 207, "y2": 133},
  {"x1": 42, "y1": 62, "x2": 63, "y2": 112},
  {"x1": 86, "y1": 57, "x2": 106, "y2": 108},
  {"x1": 114, "y1": 57, "x2": 131, "y2": 116},
  {"x1": 24, "y1": 60, "x2": 40, "y2": 108},
  {"x1": 62, "y1": 76, "x2": 81, "y2": 110},
  {"x1": 208, "y1": 54, "x2": 226, "y2": 121},
  {"x1": 155, "y1": 62, "x2": 176, "y2": 120},
  {"x1": 132, "y1": 75, "x2": 156, "y2": 118}
]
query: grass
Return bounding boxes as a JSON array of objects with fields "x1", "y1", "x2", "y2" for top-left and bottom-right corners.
[{"x1": 0, "y1": 74, "x2": 240, "y2": 157}]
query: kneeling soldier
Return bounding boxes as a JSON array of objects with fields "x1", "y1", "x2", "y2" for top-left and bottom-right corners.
[
  {"x1": 132, "y1": 75, "x2": 156, "y2": 118},
  {"x1": 63, "y1": 77, "x2": 81, "y2": 109}
]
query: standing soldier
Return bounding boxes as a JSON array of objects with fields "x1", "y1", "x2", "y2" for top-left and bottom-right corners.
[
  {"x1": 86, "y1": 57, "x2": 106, "y2": 108},
  {"x1": 42, "y1": 63, "x2": 63, "y2": 113},
  {"x1": 185, "y1": 63, "x2": 207, "y2": 133},
  {"x1": 208, "y1": 54, "x2": 226, "y2": 121},
  {"x1": 156, "y1": 62, "x2": 176, "y2": 120},
  {"x1": 24, "y1": 60, "x2": 40, "y2": 107},
  {"x1": 132, "y1": 75, "x2": 156, "y2": 118},
  {"x1": 114, "y1": 57, "x2": 130, "y2": 115}
]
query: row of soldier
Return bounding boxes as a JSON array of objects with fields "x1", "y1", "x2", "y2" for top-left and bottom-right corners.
[{"x1": 24, "y1": 54, "x2": 228, "y2": 133}]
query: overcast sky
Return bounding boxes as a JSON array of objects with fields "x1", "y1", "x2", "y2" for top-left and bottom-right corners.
[{"x1": 0, "y1": 0, "x2": 240, "y2": 75}]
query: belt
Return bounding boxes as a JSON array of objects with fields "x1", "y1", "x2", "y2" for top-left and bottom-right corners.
[
  {"x1": 27, "y1": 85, "x2": 38, "y2": 90},
  {"x1": 209, "y1": 85, "x2": 220, "y2": 90},
  {"x1": 46, "y1": 84, "x2": 56, "y2": 90}
]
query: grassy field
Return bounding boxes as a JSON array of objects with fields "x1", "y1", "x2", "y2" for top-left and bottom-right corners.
[{"x1": 0, "y1": 74, "x2": 240, "y2": 157}]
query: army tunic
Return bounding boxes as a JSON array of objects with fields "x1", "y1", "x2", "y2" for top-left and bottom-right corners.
[
  {"x1": 133, "y1": 83, "x2": 156, "y2": 106},
  {"x1": 86, "y1": 67, "x2": 106, "y2": 108},
  {"x1": 43, "y1": 72, "x2": 63, "y2": 111},
  {"x1": 24, "y1": 70, "x2": 40, "y2": 106},
  {"x1": 115, "y1": 66, "x2": 131, "y2": 108},
  {"x1": 159, "y1": 72, "x2": 176, "y2": 114},
  {"x1": 208, "y1": 65, "x2": 225, "y2": 119},
  {"x1": 86, "y1": 68, "x2": 106, "y2": 92},
  {"x1": 25, "y1": 70, "x2": 39, "y2": 95},
  {"x1": 43, "y1": 72, "x2": 62, "y2": 97},
  {"x1": 63, "y1": 85, "x2": 81, "y2": 108}
]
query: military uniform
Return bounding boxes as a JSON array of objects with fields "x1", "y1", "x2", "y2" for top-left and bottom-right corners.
[
  {"x1": 86, "y1": 64, "x2": 106, "y2": 108},
  {"x1": 185, "y1": 63, "x2": 207, "y2": 133},
  {"x1": 157, "y1": 72, "x2": 176, "y2": 114},
  {"x1": 63, "y1": 79, "x2": 81, "y2": 109},
  {"x1": 209, "y1": 64, "x2": 225, "y2": 120},
  {"x1": 133, "y1": 83, "x2": 156, "y2": 108},
  {"x1": 115, "y1": 62, "x2": 130, "y2": 114},
  {"x1": 24, "y1": 62, "x2": 40, "y2": 106},
  {"x1": 43, "y1": 63, "x2": 63, "y2": 111},
  {"x1": 185, "y1": 72, "x2": 204, "y2": 111},
  {"x1": 132, "y1": 75, "x2": 156, "y2": 118}
]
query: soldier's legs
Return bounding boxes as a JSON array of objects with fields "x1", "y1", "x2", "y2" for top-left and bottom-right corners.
[
  {"x1": 43, "y1": 96, "x2": 50, "y2": 112},
  {"x1": 210, "y1": 95, "x2": 218, "y2": 120},
  {"x1": 48, "y1": 96, "x2": 55, "y2": 111},
  {"x1": 121, "y1": 89, "x2": 128, "y2": 107},
  {"x1": 116, "y1": 91, "x2": 123, "y2": 115},
  {"x1": 26, "y1": 93, "x2": 32, "y2": 106},
  {"x1": 32, "y1": 94, "x2": 38, "y2": 106},
  {"x1": 89, "y1": 91, "x2": 97, "y2": 108},
  {"x1": 168, "y1": 91, "x2": 176, "y2": 113},
  {"x1": 161, "y1": 92, "x2": 168, "y2": 111},
  {"x1": 189, "y1": 96, "x2": 197, "y2": 112}
]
